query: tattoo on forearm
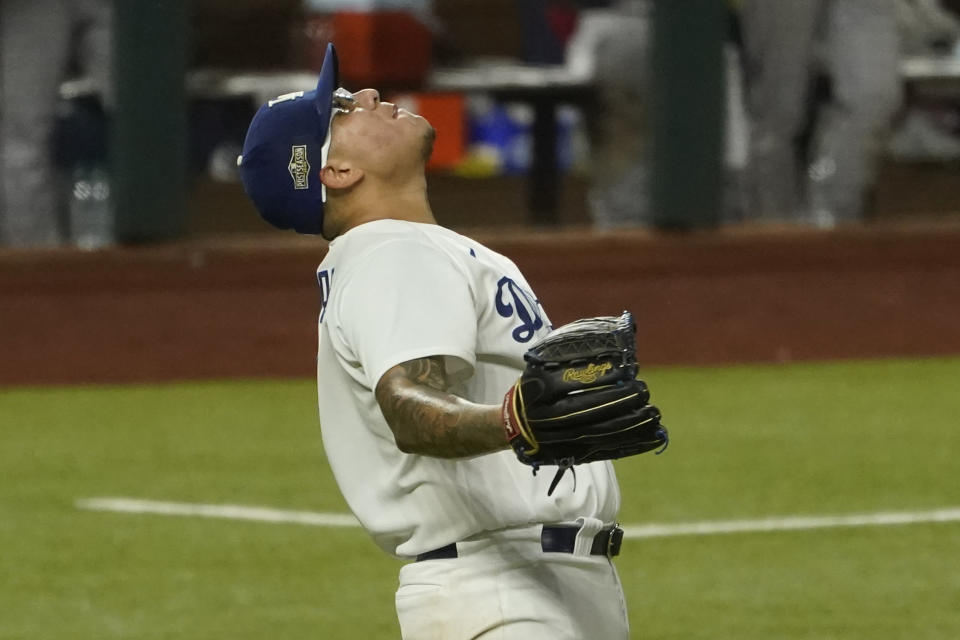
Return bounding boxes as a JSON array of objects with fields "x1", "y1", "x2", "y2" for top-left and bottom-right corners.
[{"x1": 375, "y1": 357, "x2": 505, "y2": 458}]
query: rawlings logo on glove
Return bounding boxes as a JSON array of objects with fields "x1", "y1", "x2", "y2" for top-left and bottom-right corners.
[
  {"x1": 501, "y1": 311, "x2": 668, "y2": 495},
  {"x1": 562, "y1": 362, "x2": 612, "y2": 383}
]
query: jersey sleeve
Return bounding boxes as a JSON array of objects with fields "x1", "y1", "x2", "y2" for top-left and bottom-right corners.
[{"x1": 334, "y1": 238, "x2": 478, "y2": 389}]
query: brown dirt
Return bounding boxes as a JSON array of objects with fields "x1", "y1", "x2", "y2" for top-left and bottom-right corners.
[{"x1": 1, "y1": 222, "x2": 959, "y2": 386}]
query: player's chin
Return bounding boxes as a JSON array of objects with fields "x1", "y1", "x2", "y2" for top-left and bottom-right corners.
[{"x1": 420, "y1": 125, "x2": 437, "y2": 163}]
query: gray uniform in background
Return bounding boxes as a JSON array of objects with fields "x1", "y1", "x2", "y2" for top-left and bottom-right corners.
[
  {"x1": 740, "y1": 0, "x2": 902, "y2": 226},
  {"x1": 0, "y1": 0, "x2": 112, "y2": 247},
  {"x1": 568, "y1": 1, "x2": 652, "y2": 229}
]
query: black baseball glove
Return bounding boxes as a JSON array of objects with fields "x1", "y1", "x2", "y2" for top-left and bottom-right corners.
[{"x1": 501, "y1": 311, "x2": 667, "y2": 495}]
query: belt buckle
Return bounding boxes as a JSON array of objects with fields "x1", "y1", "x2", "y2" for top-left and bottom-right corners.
[{"x1": 606, "y1": 524, "x2": 624, "y2": 557}]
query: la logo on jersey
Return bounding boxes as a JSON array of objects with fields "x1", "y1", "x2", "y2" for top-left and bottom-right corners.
[{"x1": 495, "y1": 276, "x2": 545, "y2": 343}]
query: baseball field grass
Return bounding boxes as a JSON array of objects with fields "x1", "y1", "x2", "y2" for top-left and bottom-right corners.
[{"x1": 2, "y1": 357, "x2": 959, "y2": 639}]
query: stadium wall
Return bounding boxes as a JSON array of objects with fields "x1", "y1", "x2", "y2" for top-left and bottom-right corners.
[{"x1": 1, "y1": 225, "x2": 958, "y2": 386}]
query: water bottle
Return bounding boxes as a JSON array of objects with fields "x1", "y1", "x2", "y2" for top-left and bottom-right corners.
[{"x1": 69, "y1": 164, "x2": 114, "y2": 250}]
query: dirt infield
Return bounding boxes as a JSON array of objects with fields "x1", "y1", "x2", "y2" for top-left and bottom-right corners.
[{"x1": 1, "y1": 222, "x2": 959, "y2": 386}]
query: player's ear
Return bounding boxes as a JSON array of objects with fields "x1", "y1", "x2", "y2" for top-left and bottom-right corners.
[{"x1": 320, "y1": 161, "x2": 364, "y2": 192}]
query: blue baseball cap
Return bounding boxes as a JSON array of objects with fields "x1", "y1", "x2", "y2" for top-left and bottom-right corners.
[{"x1": 238, "y1": 43, "x2": 344, "y2": 235}]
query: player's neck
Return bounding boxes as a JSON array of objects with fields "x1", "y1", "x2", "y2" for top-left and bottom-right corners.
[{"x1": 338, "y1": 181, "x2": 436, "y2": 235}]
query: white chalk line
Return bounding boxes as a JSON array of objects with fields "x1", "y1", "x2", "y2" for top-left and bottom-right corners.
[
  {"x1": 75, "y1": 497, "x2": 960, "y2": 539},
  {"x1": 76, "y1": 497, "x2": 359, "y2": 528}
]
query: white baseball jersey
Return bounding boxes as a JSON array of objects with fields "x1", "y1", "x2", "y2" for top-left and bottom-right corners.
[{"x1": 315, "y1": 220, "x2": 619, "y2": 557}]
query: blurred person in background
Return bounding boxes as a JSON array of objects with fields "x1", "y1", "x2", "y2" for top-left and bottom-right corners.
[
  {"x1": 568, "y1": 1, "x2": 749, "y2": 228},
  {"x1": 566, "y1": 0, "x2": 653, "y2": 229},
  {"x1": 739, "y1": 0, "x2": 903, "y2": 227},
  {"x1": 0, "y1": 0, "x2": 112, "y2": 248}
]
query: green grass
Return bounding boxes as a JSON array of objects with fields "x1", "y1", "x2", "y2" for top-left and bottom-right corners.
[{"x1": 2, "y1": 358, "x2": 959, "y2": 639}]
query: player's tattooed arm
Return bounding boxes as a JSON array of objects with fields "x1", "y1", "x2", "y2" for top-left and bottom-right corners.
[{"x1": 375, "y1": 356, "x2": 507, "y2": 458}]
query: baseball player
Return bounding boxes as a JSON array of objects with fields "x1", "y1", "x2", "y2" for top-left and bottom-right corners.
[
  {"x1": 0, "y1": 0, "x2": 113, "y2": 247},
  {"x1": 739, "y1": 0, "x2": 902, "y2": 226},
  {"x1": 238, "y1": 44, "x2": 656, "y2": 639}
]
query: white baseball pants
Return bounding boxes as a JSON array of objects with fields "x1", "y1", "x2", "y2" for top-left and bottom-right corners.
[{"x1": 395, "y1": 519, "x2": 630, "y2": 639}]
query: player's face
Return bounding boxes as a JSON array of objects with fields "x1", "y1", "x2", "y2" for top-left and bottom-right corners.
[{"x1": 327, "y1": 88, "x2": 436, "y2": 177}]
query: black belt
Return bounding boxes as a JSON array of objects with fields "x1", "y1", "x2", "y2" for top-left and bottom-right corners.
[{"x1": 416, "y1": 524, "x2": 624, "y2": 562}]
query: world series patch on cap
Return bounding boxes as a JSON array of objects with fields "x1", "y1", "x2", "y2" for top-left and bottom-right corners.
[{"x1": 238, "y1": 43, "x2": 341, "y2": 235}]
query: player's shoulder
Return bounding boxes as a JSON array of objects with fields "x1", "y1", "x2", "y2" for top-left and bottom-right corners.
[
  {"x1": 330, "y1": 220, "x2": 479, "y2": 264},
  {"x1": 320, "y1": 220, "x2": 482, "y2": 285}
]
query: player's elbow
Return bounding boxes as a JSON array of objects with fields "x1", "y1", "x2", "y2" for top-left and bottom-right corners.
[
  {"x1": 385, "y1": 416, "x2": 441, "y2": 455},
  {"x1": 391, "y1": 425, "x2": 419, "y2": 454}
]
